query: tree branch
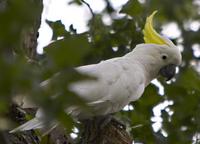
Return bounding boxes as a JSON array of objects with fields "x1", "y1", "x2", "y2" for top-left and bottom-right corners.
[
  {"x1": 81, "y1": 0, "x2": 95, "y2": 17},
  {"x1": 79, "y1": 118, "x2": 132, "y2": 144}
]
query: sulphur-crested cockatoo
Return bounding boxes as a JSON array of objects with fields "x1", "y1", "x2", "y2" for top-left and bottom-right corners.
[{"x1": 10, "y1": 11, "x2": 182, "y2": 133}]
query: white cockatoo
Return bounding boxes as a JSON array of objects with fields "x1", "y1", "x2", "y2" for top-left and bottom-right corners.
[{"x1": 10, "y1": 11, "x2": 182, "y2": 133}]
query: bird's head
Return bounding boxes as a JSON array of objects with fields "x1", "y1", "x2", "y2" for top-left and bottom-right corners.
[{"x1": 141, "y1": 11, "x2": 182, "y2": 81}]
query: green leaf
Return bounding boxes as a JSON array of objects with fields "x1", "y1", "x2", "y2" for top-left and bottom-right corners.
[
  {"x1": 44, "y1": 34, "x2": 91, "y2": 69},
  {"x1": 120, "y1": 0, "x2": 143, "y2": 17},
  {"x1": 176, "y1": 67, "x2": 200, "y2": 91},
  {"x1": 47, "y1": 20, "x2": 70, "y2": 40},
  {"x1": 0, "y1": 0, "x2": 42, "y2": 49}
]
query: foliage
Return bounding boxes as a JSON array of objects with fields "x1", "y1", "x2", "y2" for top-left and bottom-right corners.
[{"x1": 1, "y1": 0, "x2": 200, "y2": 143}]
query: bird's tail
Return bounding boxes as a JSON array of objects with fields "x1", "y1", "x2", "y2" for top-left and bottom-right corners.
[{"x1": 9, "y1": 118, "x2": 44, "y2": 133}]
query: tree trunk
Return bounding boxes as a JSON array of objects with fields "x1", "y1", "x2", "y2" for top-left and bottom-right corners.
[{"x1": 0, "y1": 0, "x2": 43, "y2": 143}]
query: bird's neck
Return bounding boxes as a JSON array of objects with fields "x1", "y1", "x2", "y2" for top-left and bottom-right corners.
[{"x1": 125, "y1": 51, "x2": 160, "y2": 86}]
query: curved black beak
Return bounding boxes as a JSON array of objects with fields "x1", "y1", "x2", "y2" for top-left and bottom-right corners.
[{"x1": 159, "y1": 64, "x2": 176, "y2": 81}]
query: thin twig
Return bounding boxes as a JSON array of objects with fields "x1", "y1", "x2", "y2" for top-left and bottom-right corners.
[{"x1": 81, "y1": 0, "x2": 95, "y2": 17}]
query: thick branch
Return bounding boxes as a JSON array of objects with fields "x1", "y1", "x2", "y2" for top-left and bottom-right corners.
[{"x1": 79, "y1": 118, "x2": 132, "y2": 144}]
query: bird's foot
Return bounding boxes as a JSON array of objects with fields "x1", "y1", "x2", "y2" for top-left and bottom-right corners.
[
  {"x1": 79, "y1": 115, "x2": 126, "y2": 144},
  {"x1": 94, "y1": 114, "x2": 126, "y2": 130},
  {"x1": 110, "y1": 116, "x2": 126, "y2": 130}
]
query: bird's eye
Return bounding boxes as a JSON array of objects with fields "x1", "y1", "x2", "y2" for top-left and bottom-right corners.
[{"x1": 161, "y1": 54, "x2": 168, "y2": 60}]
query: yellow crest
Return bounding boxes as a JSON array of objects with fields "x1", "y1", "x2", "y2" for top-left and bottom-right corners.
[{"x1": 143, "y1": 11, "x2": 168, "y2": 45}]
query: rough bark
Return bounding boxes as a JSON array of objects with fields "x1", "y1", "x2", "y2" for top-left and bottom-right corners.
[
  {"x1": 79, "y1": 118, "x2": 132, "y2": 144},
  {"x1": 21, "y1": 0, "x2": 43, "y2": 60}
]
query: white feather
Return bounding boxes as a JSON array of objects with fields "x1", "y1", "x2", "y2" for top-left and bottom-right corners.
[
  {"x1": 10, "y1": 43, "x2": 182, "y2": 133},
  {"x1": 10, "y1": 118, "x2": 43, "y2": 133}
]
